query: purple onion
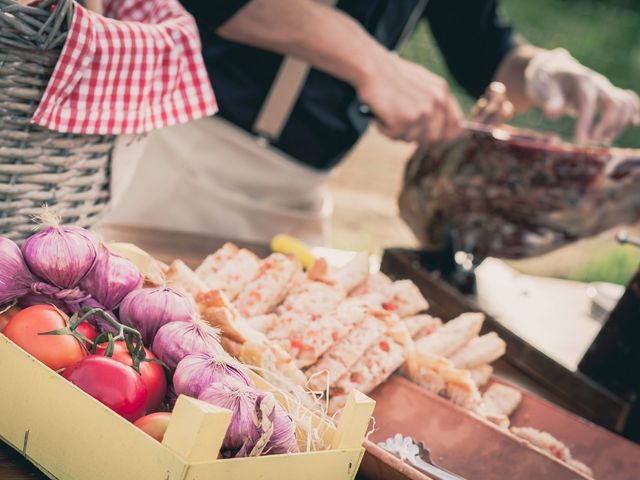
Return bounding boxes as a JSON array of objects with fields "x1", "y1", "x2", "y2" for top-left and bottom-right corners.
[
  {"x1": 22, "y1": 225, "x2": 98, "y2": 289},
  {"x1": 173, "y1": 352, "x2": 252, "y2": 398},
  {"x1": 80, "y1": 245, "x2": 143, "y2": 310},
  {"x1": 198, "y1": 379, "x2": 262, "y2": 454},
  {"x1": 198, "y1": 380, "x2": 298, "y2": 457},
  {"x1": 0, "y1": 237, "x2": 34, "y2": 304},
  {"x1": 152, "y1": 318, "x2": 223, "y2": 370},
  {"x1": 119, "y1": 287, "x2": 193, "y2": 346},
  {"x1": 263, "y1": 397, "x2": 298, "y2": 455}
]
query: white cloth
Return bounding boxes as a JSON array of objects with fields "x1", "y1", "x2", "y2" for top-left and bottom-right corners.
[{"x1": 106, "y1": 116, "x2": 333, "y2": 245}]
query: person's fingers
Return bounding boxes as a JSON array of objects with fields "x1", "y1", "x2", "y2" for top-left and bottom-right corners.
[
  {"x1": 627, "y1": 89, "x2": 640, "y2": 126},
  {"x1": 574, "y1": 84, "x2": 598, "y2": 144},
  {"x1": 441, "y1": 95, "x2": 464, "y2": 141},
  {"x1": 500, "y1": 100, "x2": 515, "y2": 123},
  {"x1": 602, "y1": 94, "x2": 637, "y2": 142},
  {"x1": 470, "y1": 98, "x2": 489, "y2": 122},
  {"x1": 403, "y1": 118, "x2": 429, "y2": 144},
  {"x1": 541, "y1": 79, "x2": 566, "y2": 118},
  {"x1": 592, "y1": 98, "x2": 623, "y2": 143}
]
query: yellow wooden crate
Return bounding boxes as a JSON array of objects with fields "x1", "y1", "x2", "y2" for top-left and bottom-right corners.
[{"x1": 0, "y1": 335, "x2": 375, "y2": 480}]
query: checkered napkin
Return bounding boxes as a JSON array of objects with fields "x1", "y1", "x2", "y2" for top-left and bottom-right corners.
[{"x1": 32, "y1": 0, "x2": 217, "y2": 134}]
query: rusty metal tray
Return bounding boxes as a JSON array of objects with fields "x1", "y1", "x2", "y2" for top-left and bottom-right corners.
[{"x1": 360, "y1": 375, "x2": 640, "y2": 480}]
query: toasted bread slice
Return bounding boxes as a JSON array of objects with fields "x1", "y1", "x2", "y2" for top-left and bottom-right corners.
[
  {"x1": 198, "y1": 248, "x2": 261, "y2": 300},
  {"x1": 235, "y1": 253, "x2": 301, "y2": 317},
  {"x1": 350, "y1": 271, "x2": 393, "y2": 296},
  {"x1": 288, "y1": 296, "x2": 374, "y2": 368},
  {"x1": 308, "y1": 251, "x2": 370, "y2": 293},
  {"x1": 240, "y1": 341, "x2": 307, "y2": 386},
  {"x1": 328, "y1": 322, "x2": 412, "y2": 413},
  {"x1": 305, "y1": 311, "x2": 390, "y2": 390},
  {"x1": 510, "y1": 426, "x2": 571, "y2": 461},
  {"x1": 566, "y1": 459, "x2": 594, "y2": 478},
  {"x1": 448, "y1": 332, "x2": 506, "y2": 369},
  {"x1": 195, "y1": 243, "x2": 239, "y2": 277},
  {"x1": 382, "y1": 280, "x2": 429, "y2": 318},
  {"x1": 166, "y1": 259, "x2": 208, "y2": 296},
  {"x1": 403, "y1": 314, "x2": 443, "y2": 339},
  {"x1": 273, "y1": 281, "x2": 346, "y2": 340},
  {"x1": 469, "y1": 364, "x2": 493, "y2": 388},
  {"x1": 482, "y1": 383, "x2": 522, "y2": 417},
  {"x1": 437, "y1": 364, "x2": 483, "y2": 411},
  {"x1": 415, "y1": 312, "x2": 484, "y2": 357},
  {"x1": 198, "y1": 290, "x2": 266, "y2": 344},
  {"x1": 405, "y1": 350, "x2": 452, "y2": 395}
]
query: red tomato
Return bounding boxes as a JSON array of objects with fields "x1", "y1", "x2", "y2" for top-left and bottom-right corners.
[
  {"x1": 0, "y1": 306, "x2": 21, "y2": 333},
  {"x1": 134, "y1": 412, "x2": 172, "y2": 442},
  {"x1": 96, "y1": 341, "x2": 167, "y2": 413},
  {"x1": 76, "y1": 321, "x2": 98, "y2": 349},
  {"x1": 4, "y1": 305, "x2": 85, "y2": 371},
  {"x1": 63, "y1": 356, "x2": 148, "y2": 422}
]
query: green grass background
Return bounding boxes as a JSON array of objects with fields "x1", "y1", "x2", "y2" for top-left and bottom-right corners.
[{"x1": 401, "y1": 0, "x2": 640, "y2": 284}]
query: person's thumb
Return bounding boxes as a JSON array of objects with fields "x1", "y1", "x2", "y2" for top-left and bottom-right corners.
[{"x1": 541, "y1": 81, "x2": 566, "y2": 118}]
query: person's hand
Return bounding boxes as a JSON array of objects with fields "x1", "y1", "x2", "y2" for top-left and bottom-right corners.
[
  {"x1": 356, "y1": 52, "x2": 463, "y2": 147},
  {"x1": 525, "y1": 48, "x2": 640, "y2": 144}
]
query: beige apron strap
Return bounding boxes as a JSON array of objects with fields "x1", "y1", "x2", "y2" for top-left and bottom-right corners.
[{"x1": 253, "y1": 0, "x2": 338, "y2": 141}]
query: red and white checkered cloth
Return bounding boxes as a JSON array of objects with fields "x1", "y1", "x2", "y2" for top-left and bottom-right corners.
[{"x1": 32, "y1": 0, "x2": 217, "y2": 134}]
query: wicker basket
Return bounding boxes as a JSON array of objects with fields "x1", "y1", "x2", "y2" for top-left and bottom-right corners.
[{"x1": 0, "y1": 0, "x2": 115, "y2": 242}]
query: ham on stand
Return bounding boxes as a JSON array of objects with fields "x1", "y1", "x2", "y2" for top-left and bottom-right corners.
[{"x1": 399, "y1": 124, "x2": 640, "y2": 260}]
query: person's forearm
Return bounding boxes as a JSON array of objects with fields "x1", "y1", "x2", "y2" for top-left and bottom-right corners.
[
  {"x1": 217, "y1": 0, "x2": 389, "y2": 90},
  {"x1": 493, "y1": 44, "x2": 546, "y2": 114}
]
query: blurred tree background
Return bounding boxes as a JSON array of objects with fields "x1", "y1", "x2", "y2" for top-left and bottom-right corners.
[
  {"x1": 399, "y1": 0, "x2": 640, "y2": 284},
  {"x1": 402, "y1": 0, "x2": 640, "y2": 148}
]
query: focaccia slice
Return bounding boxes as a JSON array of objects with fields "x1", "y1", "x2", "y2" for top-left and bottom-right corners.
[
  {"x1": 197, "y1": 290, "x2": 267, "y2": 345},
  {"x1": 469, "y1": 364, "x2": 494, "y2": 388},
  {"x1": 307, "y1": 251, "x2": 370, "y2": 293},
  {"x1": 510, "y1": 427, "x2": 571, "y2": 462},
  {"x1": 350, "y1": 271, "x2": 393, "y2": 297},
  {"x1": 198, "y1": 248, "x2": 261, "y2": 300},
  {"x1": 240, "y1": 341, "x2": 307, "y2": 386},
  {"x1": 329, "y1": 322, "x2": 412, "y2": 413},
  {"x1": 272, "y1": 281, "x2": 346, "y2": 340},
  {"x1": 510, "y1": 427, "x2": 593, "y2": 478},
  {"x1": 481, "y1": 383, "x2": 522, "y2": 417},
  {"x1": 403, "y1": 314, "x2": 442, "y2": 339},
  {"x1": 415, "y1": 313, "x2": 484, "y2": 357},
  {"x1": 234, "y1": 253, "x2": 301, "y2": 317},
  {"x1": 305, "y1": 310, "x2": 392, "y2": 390},
  {"x1": 195, "y1": 243, "x2": 239, "y2": 277},
  {"x1": 381, "y1": 280, "x2": 429, "y2": 318},
  {"x1": 245, "y1": 314, "x2": 280, "y2": 335},
  {"x1": 442, "y1": 366, "x2": 483, "y2": 411},
  {"x1": 448, "y1": 332, "x2": 506, "y2": 369},
  {"x1": 406, "y1": 348, "x2": 482, "y2": 411},
  {"x1": 290, "y1": 297, "x2": 370, "y2": 368},
  {"x1": 405, "y1": 350, "x2": 452, "y2": 395},
  {"x1": 166, "y1": 259, "x2": 208, "y2": 296}
]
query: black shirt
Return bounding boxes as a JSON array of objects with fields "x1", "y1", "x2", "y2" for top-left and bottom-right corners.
[{"x1": 180, "y1": 0, "x2": 517, "y2": 169}]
